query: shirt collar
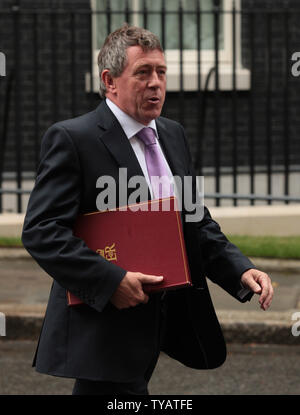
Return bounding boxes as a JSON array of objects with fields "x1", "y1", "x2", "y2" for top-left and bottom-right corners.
[{"x1": 106, "y1": 98, "x2": 158, "y2": 139}]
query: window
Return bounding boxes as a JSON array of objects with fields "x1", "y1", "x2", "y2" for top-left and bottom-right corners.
[{"x1": 88, "y1": 0, "x2": 250, "y2": 92}]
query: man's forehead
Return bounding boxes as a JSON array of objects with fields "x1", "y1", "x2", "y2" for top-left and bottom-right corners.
[{"x1": 126, "y1": 45, "x2": 166, "y2": 66}]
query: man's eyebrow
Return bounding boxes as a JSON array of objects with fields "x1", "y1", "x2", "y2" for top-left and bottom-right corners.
[
  {"x1": 157, "y1": 65, "x2": 167, "y2": 70},
  {"x1": 134, "y1": 63, "x2": 167, "y2": 70}
]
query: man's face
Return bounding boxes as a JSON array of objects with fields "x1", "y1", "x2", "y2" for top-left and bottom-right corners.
[{"x1": 105, "y1": 46, "x2": 167, "y2": 125}]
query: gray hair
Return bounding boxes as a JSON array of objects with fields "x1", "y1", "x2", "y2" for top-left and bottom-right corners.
[{"x1": 97, "y1": 23, "x2": 163, "y2": 98}]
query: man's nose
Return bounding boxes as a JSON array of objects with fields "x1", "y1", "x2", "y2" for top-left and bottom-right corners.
[{"x1": 148, "y1": 71, "x2": 161, "y2": 88}]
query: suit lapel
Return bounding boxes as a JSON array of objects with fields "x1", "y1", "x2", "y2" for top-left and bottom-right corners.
[
  {"x1": 96, "y1": 102, "x2": 186, "y2": 179},
  {"x1": 95, "y1": 102, "x2": 187, "y2": 204},
  {"x1": 96, "y1": 101, "x2": 145, "y2": 180},
  {"x1": 156, "y1": 118, "x2": 187, "y2": 180}
]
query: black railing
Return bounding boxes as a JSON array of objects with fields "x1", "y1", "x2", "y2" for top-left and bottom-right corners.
[{"x1": 0, "y1": 0, "x2": 300, "y2": 213}]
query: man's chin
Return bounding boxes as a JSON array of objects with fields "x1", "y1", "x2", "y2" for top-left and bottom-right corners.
[{"x1": 139, "y1": 109, "x2": 163, "y2": 124}]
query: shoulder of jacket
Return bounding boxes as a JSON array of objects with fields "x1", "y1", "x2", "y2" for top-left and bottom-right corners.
[
  {"x1": 43, "y1": 109, "x2": 99, "y2": 143},
  {"x1": 55, "y1": 109, "x2": 97, "y2": 131},
  {"x1": 157, "y1": 115, "x2": 183, "y2": 131}
]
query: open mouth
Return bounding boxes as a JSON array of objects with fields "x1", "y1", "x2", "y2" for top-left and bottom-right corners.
[{"x1": 148, "y1": 97, "x2": 160, "y2": 104}]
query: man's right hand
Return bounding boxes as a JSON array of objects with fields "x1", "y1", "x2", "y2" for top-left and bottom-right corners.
[{"x1": 110, "y1": 271, "x2": 164, "y2": 310}]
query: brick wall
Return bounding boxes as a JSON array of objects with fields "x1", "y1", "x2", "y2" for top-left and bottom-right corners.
[
  {"x1": 0, "y1": 0, "x2": 96, "y2": 172},
  {"x1": 163, "y1": 0, "x2": 300, "y2": 170},
  {"x1": 0, "y1": 0, "x2": 299, "y2": 173}
]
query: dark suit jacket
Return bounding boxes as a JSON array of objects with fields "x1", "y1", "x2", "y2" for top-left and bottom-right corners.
[{"x1": 22, "y1": 101, "x2": 254, "y2": 382}]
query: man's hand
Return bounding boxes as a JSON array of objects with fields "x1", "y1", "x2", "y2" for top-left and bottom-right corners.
[
  {"x1": 241, "y1": 268, "x2": 274, "y2": 310},
  {"x1": 110, "y1": 271, "x2": 164, "y2": 310}
]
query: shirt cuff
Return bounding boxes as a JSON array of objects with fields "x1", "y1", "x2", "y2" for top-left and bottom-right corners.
[{"x1": 237, "y1": 281, "x2": 251, "y2": 300}]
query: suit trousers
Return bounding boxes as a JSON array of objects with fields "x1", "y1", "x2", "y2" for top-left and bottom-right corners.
[{"x1": 72, "y1": 294, "x2": 167, "y2": 395}]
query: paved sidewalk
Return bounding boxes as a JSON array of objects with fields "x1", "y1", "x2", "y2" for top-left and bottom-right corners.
[
  {"x1": 1, "y1": 341, "x2": 300, "y2": 395},
  {"x1": 0, "y1": 249, "x2": 300, "y2": 344}
]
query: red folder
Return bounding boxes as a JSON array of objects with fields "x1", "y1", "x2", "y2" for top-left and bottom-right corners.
[{"x1": 67, "y1": 197, "x2": 192, "y2": 306}]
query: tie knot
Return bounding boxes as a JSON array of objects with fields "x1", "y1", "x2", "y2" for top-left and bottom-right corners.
[{"x1": 137, "y1": 127, "x2": 156, "y2": 146}]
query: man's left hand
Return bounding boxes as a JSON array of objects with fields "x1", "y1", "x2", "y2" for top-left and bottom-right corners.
[{"x1": 241, "y1": 268, "x2": 274, "y2": 310}]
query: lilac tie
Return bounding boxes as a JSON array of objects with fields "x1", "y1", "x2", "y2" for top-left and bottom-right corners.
[{"x1": 137, "y1": 127, "x2": 174, "y2": 199}]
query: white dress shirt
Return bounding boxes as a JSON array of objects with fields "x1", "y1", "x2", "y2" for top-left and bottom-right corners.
[{"x1": 106, "y1": 98, "x2": 174, "y2": 199}]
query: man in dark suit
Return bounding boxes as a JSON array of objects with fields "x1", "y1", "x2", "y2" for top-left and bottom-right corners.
[{"x1": 22, "y1": 24, "x2": 273, "y2": 395}]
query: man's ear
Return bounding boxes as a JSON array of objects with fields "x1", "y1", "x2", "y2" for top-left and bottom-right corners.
[{"x1": 101, "y1": 69, "x2": 117, "y2": 95}]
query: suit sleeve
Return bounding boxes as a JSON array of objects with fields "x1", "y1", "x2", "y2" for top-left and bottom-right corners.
[
  {"x1": 179, "y1": 124, "x2": 254, "y2": 302},
  {"x1": 22, "y1": 124, "x2": 126, "y2": 312}
]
